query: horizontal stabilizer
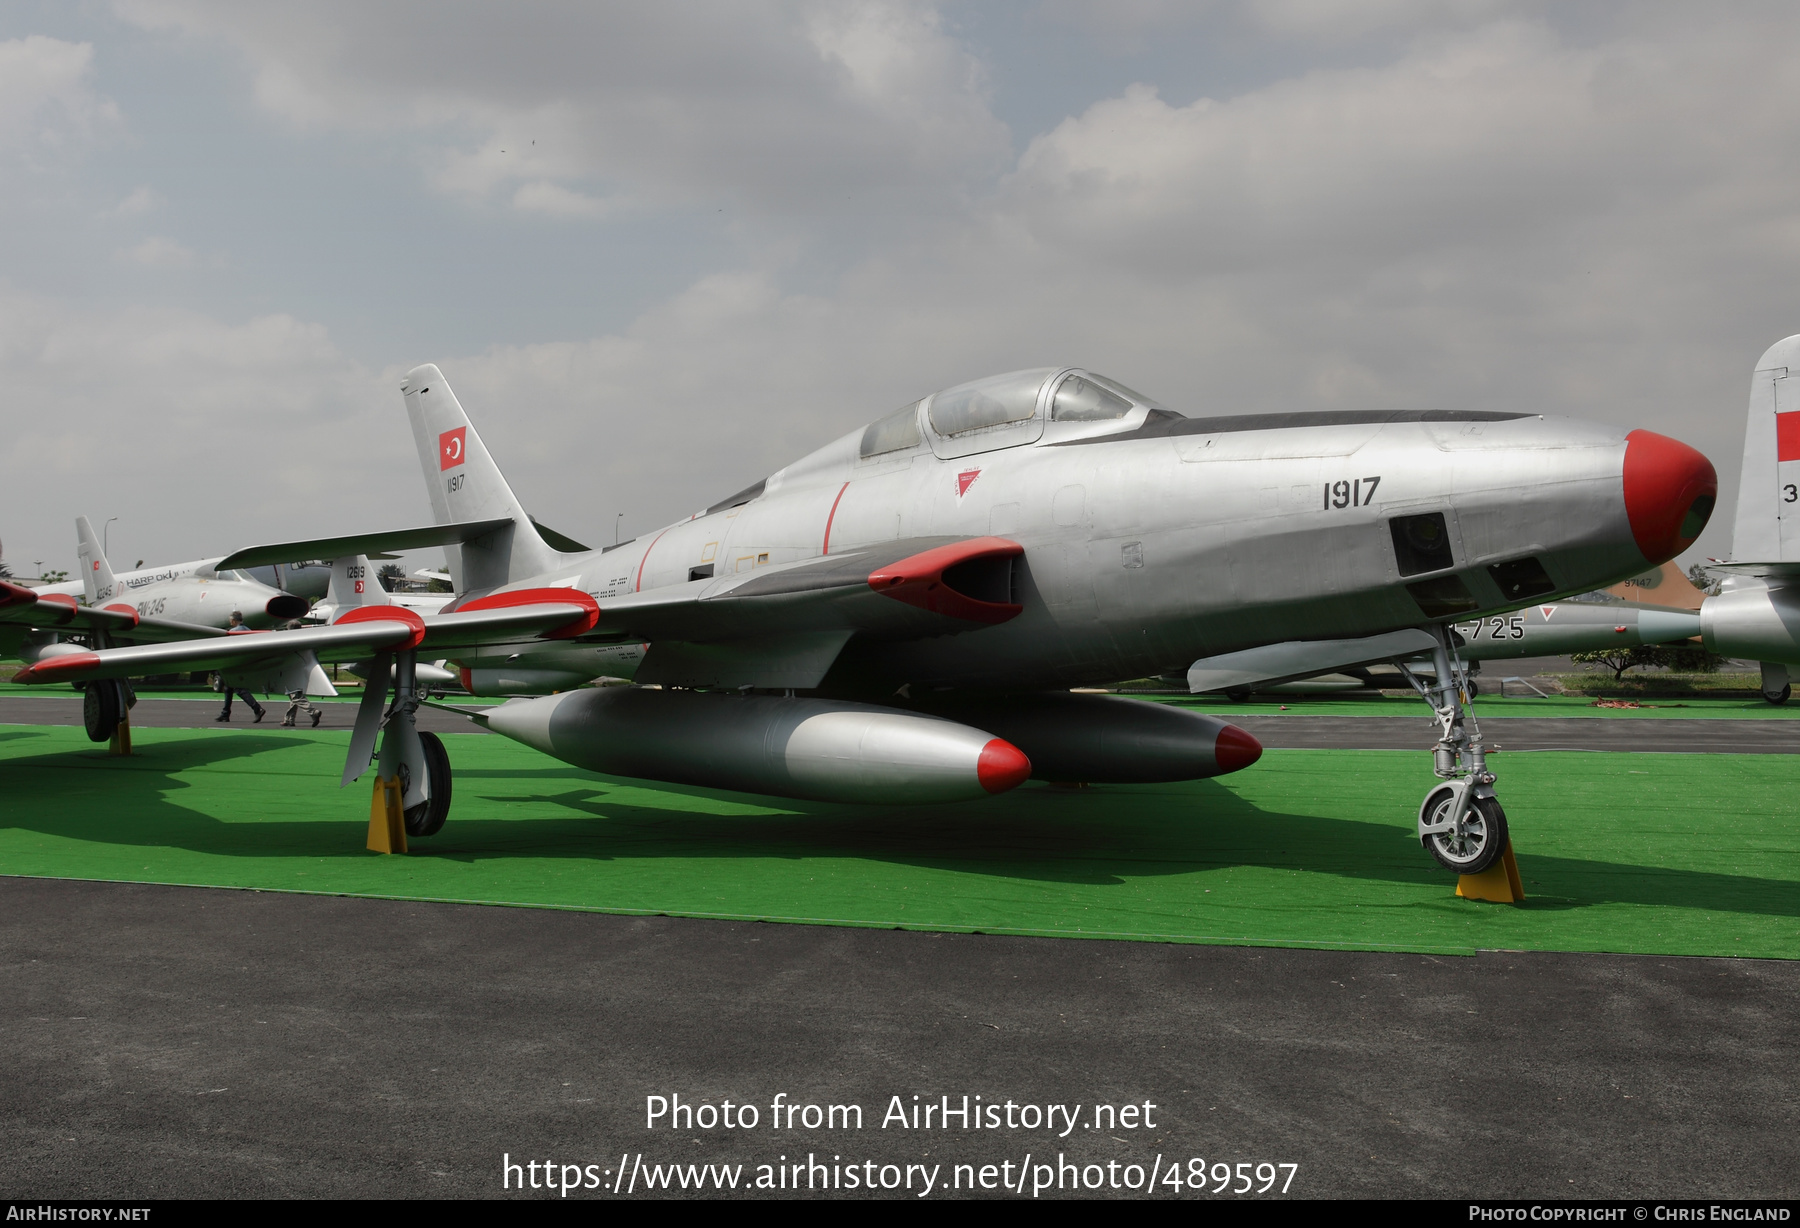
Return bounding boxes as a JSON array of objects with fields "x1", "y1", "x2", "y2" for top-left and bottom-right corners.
[
  {"x1": 1702, "y1": 560, "x2": 1800, "y2": 579},
  {"x1": 214, "y1": 519, "x2": 515, "y2": 570},
  {"x1": 1187, "y1": 629, "x2": 1438, "y2": 694}
]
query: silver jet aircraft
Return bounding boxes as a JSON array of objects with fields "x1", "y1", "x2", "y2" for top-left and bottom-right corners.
[
  {"x1": 19, "y1": 363, "x2": 1716, "y2": 874},
  {"x1": 41, "y1": 516, "x2": 310, "y2": 630}
]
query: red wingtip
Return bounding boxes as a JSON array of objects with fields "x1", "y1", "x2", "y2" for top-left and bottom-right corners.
[
  {"x1": 1214, "y1": 724, "x2": 1263, "y2": 774},
  {"x1": 977, "y1": 738, "x2": 1032, "y2": 794},
  {"x1": 1623, "y1": 430, "x2": 1717, "y2": 564},
  {"x1": 334, "y1": 603, "x2": 427, "y2": 650},
  {"x1": 13, "y1": 652, "x2": 101, "y2": 685}
]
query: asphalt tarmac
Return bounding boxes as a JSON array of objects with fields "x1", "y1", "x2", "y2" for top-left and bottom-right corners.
[
  {"x1": 2, "y1": 877, "x2": 1794, "y2": 1200},
  {"x1": 0, "y1": 695, "x2": 484, "y2": 735},
  {"x1": 4, "y1": 695, "x2": 1795, "y2": 752}
]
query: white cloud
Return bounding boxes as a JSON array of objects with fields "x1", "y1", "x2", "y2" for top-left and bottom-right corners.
[
  {"x1": 118, "y1": 236, "x2": 196, "y2": 267},
  {"x1": 509, "y1": 180, "x2": 611, "y2": 220},
  {"x1": 110, "y1": 185, "x2": 162, "y2": 216},
  {"x1": 0, "y1": 289, "x2": 414, "y2": 568},
  {"x1": 0, "y1": 35, "x2": 119, "y2": 158},
  {"x1": 114, "y1": 1, "x2": 1010, "y2": 217}
]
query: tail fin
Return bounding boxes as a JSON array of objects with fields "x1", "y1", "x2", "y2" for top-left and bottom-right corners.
[
  {"x1": 400, "y1": 364, "x2": 568, "y2": 592},
  {"x1": 327, "y1": 555, "x2": 390, "y2": 611},
  {"x1": 1730, "y1": 334, "x2": 1800, "y2": 562},
  {"x1": 75, "y1": 516, "x2": 119, "y2": 604}
]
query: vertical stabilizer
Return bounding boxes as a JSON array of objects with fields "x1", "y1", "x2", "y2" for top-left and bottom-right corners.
[
  {"x1": 327, "y1": 555, "x2": 390, "y2": 611},
  {"x1": 399, "y1": 364, "x2": 566, "y2": 592},
  {"x1": 75, "y1": 517, "x2": 119, "y2": 605},
  {"x1": 1731, "y1": 334, "x2": 1800, "y2": 562}
]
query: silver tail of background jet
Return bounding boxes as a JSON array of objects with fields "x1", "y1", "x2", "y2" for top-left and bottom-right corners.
[
  {"x1": 1701, "y1": 334, "x2": 1800, "y2": 696},
  {"x1": 400, "y1": 364, "x2": 581, "y2": 593},
  {"x1": 75, "y1": 516, "x2": 119, "y2": 606}
]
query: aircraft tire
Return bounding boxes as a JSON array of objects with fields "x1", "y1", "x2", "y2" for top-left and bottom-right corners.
[
  {"x1": 403, "y1": 730, "x2": 452, "y2": 837},
  {"x1": 1763, "y1": 683, "x2": 1791, "y2": 705},
  {"x1": 1225, "y1": 688, "x2": 1251, "y2": 703},
  {"x1": 1421, "y1": 789, "x2": 1508, "y2": 875},
  {"x1": 82, "y1": 681, "x2": 122, "y2": 743}
]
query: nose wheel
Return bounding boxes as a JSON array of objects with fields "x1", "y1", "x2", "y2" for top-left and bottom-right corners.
[{"x1": 1419, "y1": 786, "x2": 1509, "y2": 874}]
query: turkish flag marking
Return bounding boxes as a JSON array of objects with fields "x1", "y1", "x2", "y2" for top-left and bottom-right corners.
[
  {"x1": 1778, "y1": 412, "x2": 1800, "y2": 463},
  {"x1": 439, "y1": 426, "x2": 467, "y2": 471},
  {"x1": 956, "y1": 469, "x2": 980, "y2": 497}
]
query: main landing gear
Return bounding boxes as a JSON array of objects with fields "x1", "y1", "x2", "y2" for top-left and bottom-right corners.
[
  {"x1": 352, "y1": 649, "x2": 453, "y2": 852},
  {"x1": 1398, "y1": 627, "x2": 1509, "y2": 877},
  {"x1": 82, "y1": 679, "x2": 136, "y2": 749}
]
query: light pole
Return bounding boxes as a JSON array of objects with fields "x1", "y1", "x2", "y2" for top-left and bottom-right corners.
[
  {"x1": 103, "y1": 517, "x2": 119, "y2": 559},
  {"x1": 615, "y1": 513, "x2": 623, "y2": 545}
]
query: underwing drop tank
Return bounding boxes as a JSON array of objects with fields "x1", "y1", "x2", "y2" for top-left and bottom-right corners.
[
  {"x1": 909, "y1": 691, "x2": 1261, "y2": 782},
  {"x1": 481, "y1": 687, "x2": 1032, "y2": 804}
]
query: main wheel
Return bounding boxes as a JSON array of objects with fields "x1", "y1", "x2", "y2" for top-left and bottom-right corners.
[
  {"x1": 1421, "y1": 788, "x2": 1508, "y2": 875},
  {"x1": 82, "y1": 680, "x2": 122, "y2": 743},
  {"x1": 403, "y1": 730, "x2": 452, "y2": 837},
  {"x1": 1764, "y1": 683, "x2": 1791, "y2": 705}
]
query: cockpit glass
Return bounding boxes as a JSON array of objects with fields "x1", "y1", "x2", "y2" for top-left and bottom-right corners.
[
  {"x1": 860, "y1": 400, "x2": 924, "y2": 457},
  {"x1": 1051, "y1": 375, "x2": 1133, "y2": 421},
  {"x1": 928, "y1": 368, "x2": 1056, "y2": 437},
  {"x1": 1087, "y1": 373, "x2": 1172, "y2": 412}
]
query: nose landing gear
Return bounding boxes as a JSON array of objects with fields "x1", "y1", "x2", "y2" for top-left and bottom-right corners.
[{"x1": 1400, "y1": 626, "x2": 1513, "y2": 880}]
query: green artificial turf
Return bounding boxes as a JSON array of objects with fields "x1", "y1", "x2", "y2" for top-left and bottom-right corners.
[{"x1": 1, "y1": 724, "x2": 1794, "y2": 958}]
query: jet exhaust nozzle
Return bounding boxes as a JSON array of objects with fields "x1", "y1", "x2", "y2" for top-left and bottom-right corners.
[
  {"x1": 265, "y1": 594, "x2": 311, "y2": 621},
  {"x1": 482, "y1": 687, "x2": 1031, "y2": 803}
]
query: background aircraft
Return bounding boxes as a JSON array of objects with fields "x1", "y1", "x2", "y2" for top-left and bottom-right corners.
[
  {"x1": 1699, "y1": 333, "x2": 1800, "y2": 702},
  {"x1": 39, "y1": 516, "x2": 309, "y2": 630},
  {"x1": 18, "y1": 362, "x2": 1715, "y2": 875}
]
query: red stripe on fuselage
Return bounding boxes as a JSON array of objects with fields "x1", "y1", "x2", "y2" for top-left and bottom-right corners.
[
  {"x1": 822, "y1": 482, "x2": 849, "y2": 556},
  {"x1": 635, "y1": 529, "x2": 671, "y2": 592}
]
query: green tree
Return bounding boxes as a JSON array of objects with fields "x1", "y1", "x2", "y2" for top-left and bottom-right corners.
[
  {"x1": 1572, "y1": 643, "x2": 1725, "y2": 681},
  {"x1": 377, "y1": 562, "x2": 406, "y2": 592},
  {"x1": 1686, "y1": 563, "x2": 1722, "y2": 596}
]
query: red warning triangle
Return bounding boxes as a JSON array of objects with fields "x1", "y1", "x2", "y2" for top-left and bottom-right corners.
[{"x1": 957, "y1": 469, "x2": 980, "y2": 497}]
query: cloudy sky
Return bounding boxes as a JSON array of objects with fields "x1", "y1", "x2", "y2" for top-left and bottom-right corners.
[{"x1": 4, "y1": 1, "x2": 1798, "y2": 578}]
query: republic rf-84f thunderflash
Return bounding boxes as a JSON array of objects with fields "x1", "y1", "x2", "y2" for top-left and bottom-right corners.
[
  {"x1": 37, "y1": 516, "x2": 311, "y2": 629},
  {"x1": 17, "y1": 362, "x2": 1716, "y2": 875}
]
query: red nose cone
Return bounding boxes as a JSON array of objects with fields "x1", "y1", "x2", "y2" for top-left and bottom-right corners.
[
  {"x1": 976, "y1": 738, "x2": 1032, "y2": 794},
  {"x1": 1622, "y1": 430, "x2": 1717, "y2": 565},
  {"x1": 1213, "y1": 724, "x2": 1263, "y2": 774}
]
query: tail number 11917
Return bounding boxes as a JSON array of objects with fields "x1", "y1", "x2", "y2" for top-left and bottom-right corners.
[{"x1": 1324, "y1": 476, "x2": 1381, "y2": 510}]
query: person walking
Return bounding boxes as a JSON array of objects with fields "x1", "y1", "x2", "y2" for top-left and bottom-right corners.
[
  {"x1": 274, "y1": 617, "x2": 324, "y2": 727},
  {"x1": 215, "y1": 611, "x2": 265, "y2": 722}
]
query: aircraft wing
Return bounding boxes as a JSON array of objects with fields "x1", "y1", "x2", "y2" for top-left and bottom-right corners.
[
  {"x1": 1186, "y1": 629, "x2": 1439, "y2": 694},
  {"x1": 11, "y1": 590, "x2": 599, "y2": 686},
  {"x1": 0, "y1": 581, "x2": 226, "y2": 645},
  {"x1": 213, "y1": 519, "x2": 514, "y2": 569}
]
